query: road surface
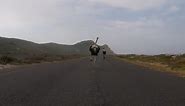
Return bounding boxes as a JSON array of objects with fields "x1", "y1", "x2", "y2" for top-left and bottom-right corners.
[{"x1": 0, "y1": 57, "x2": 185, "y2": 106}]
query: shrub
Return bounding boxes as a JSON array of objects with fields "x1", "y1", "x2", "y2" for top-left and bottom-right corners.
[{"x1": 0, "y1": 56, "x2": 17, "y2": 65}]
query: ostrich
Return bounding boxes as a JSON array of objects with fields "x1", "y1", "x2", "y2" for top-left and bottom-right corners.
[{"x1": 89, "y1": 37, "x2": 100, "y2": 63}]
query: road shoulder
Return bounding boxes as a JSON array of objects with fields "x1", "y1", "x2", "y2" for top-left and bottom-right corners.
[{"x1": 115, "y1": 57, "x2": 185, "y2": 78}]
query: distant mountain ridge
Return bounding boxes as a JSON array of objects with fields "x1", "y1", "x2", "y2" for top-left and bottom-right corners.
[{"x1": 0, "y1": 37, "x2": 114, "y2": 58}]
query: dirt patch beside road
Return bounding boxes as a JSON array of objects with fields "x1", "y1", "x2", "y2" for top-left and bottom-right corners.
[{"x1": 0, "y1": 64, "x2": 16, "y2": 70}]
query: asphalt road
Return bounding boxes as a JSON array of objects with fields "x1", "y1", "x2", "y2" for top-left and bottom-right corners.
[{"x1": 0, "y1": 57, "x2": 185, "y2": 106}]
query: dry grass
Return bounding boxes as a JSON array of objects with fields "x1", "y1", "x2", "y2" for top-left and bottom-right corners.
[
  {"x1": 118, "y1": 54, "x2": 185, "y2": 77},
  {"x1": 0, "y1": 54, "x2": 85, "y2": 66}
]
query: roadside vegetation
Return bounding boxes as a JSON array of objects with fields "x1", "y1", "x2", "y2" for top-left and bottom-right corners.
[
  {"x1": 0, "y1": 56, "x2": 19, "y2": 65},
  {"x1": 117, "y1": 54, "x2": 185, "y2": 77},
  {"x1": 0, "y1": 54, "x2": 85, "y2": 65}
]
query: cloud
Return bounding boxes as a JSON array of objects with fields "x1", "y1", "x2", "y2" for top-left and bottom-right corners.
[
  {"x1": 108, "y1": 19, "x2": 164, "y2": 30},
  {"x1": 0, "y1": 0, "x2": 185, "y2": 54},
  {"x1": 88, "y1": 0, "x2": 167, "y2": 10},
  {"x1": 168, "y1": 5, "x2": 180, "y2": 13},
  {"x1": 101, "y1": 15, "x2": 185, "y2": 54}
]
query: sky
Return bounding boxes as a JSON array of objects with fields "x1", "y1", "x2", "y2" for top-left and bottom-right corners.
[{"x1": 0, "y1": 0, "x2": 185, "y2": 54}]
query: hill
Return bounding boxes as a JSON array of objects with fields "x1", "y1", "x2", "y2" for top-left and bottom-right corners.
[{"x1": 0, "y1": 37, "x2": 114, "y2": 59}]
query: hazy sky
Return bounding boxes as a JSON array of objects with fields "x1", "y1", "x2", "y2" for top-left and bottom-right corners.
[{"x1": 0, "y1": 0, "x2": 185, "y2": 54}]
